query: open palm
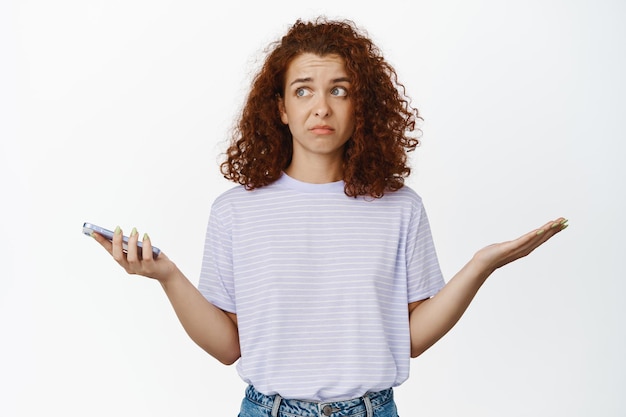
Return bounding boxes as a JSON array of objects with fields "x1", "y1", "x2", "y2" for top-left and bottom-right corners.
[{"x1": 474, "y1": 218, "x2": 568, "y2": 273}]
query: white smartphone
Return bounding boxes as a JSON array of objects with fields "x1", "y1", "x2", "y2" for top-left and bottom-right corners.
[{"x1": 83, "y1": 222, "x2": 161, "y2": 259}]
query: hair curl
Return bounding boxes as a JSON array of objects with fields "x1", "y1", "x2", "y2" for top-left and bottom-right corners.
[{"x1": 220, "y1": 17, "x2": 420, "y2": 198}]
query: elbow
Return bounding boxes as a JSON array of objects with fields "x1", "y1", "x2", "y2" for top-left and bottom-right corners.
[
  {"x1": 411, "y1": 340, "x2": 433, "y2": 359},
  {"x1": 218, "y1": 354, "x2": 240, "y2": 366},
  {"x1": 215, "y1": 346, "x2": 241, "y2": 366},
  {"x1": 199, "y1": 341, "x2": 241, "y2": 366},
  {"x1": 218, "y1": 334, "x2": 241, "y2": 364},
  {"x1": 410, "y1": 347, "x2": 423, "y2": 359}
]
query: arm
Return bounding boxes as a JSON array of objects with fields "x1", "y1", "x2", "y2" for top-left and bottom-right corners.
[
  {"x1": 92, "y1": 227, "x2": 241, "y2": 365},
  {"x1": 409, "y1": 217, "x2": 568, "y2": 358}
]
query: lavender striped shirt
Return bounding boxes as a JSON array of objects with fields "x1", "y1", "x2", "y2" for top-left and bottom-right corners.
[{"x1": 198, "y1": 173, "x2": 444, "y2": 401}]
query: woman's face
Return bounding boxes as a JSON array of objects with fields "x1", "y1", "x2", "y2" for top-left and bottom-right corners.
[{"x1": 279, "y1": 53, "x2": 356, "y2": 165}]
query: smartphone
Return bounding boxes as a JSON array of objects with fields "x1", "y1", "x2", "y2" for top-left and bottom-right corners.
[{"x1": 83, "y1": 222, "x2": 161, "y2": 259}]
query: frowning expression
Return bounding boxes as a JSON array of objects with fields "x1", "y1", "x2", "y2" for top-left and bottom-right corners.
[{"x1": 279, "y1": 53, "x2": 356, "y2": 163}]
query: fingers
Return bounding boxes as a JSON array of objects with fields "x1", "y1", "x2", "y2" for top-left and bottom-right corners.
[
  {"x1": 141, "y1": 233, "x2": 155, "y2": 261},
  {"x1": 101, "y1": 226, "x2": 152, "y2": 272},
  {"x1": 512, "y1": 217, "x2": 569, "y2": 259},
  {"x1": 91, "y1": 231, "x2": 113, "y2": 254},
  {"x1": 478, "y1": 217, "x2": 569, "y2": 271},
  {"x1": 111, "y1": 225, "x2": 126, "y2": 263},
  {"x1": 126, "y1": 227, "x2": 140, "y2": 265},
  {"x1": 535, "y1": 217, "x2": 568, "y2": 237},
  {"x1": 532, "y1": 218, "x2": 569, "y2": 247},
  {"x1": 89, "y1": 224, "x2": 167, "y2": 280},
  {"x1": 505, "y1": 217, "x2": 567, "y2": 250}
]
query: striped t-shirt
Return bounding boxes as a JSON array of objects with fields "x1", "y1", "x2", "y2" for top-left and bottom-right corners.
[{"x1": 198, "y1": 173, "x2": 444, "y2": 402}]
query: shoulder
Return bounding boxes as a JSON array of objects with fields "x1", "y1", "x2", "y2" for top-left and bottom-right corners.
[
  {"x1": 376, "y1": 186, "x2": 430, "y2": 226},
  {"x1": 212, "y1": 184, "x2": 250, "y2": 206},
  {"x1": 391, "y1": 184, "x2": 421, "y2": 201},
  {"x1": 378, "y1": 184, "x2": 424, "y2": 208},
  {"x1": 211, "y1": 182, "x2": 286, "y2": 214}
]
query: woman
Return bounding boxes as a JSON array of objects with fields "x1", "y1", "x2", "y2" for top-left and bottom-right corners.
[{"x1": 92, "y1": 18, "x2": 567, "y2": 417}]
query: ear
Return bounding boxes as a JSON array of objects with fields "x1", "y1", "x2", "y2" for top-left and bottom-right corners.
[{"x1": 277, "y1": 97, "x2": 289, "y2": 125}]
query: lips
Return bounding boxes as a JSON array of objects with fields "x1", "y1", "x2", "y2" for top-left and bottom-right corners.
[{"x1": 309, "y1": 125, "x2": 335, "y2": 134}]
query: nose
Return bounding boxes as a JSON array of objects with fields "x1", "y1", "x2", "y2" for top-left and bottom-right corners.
[{"x1": 314, "y1": 95, "x2": 331, "y2": 118}]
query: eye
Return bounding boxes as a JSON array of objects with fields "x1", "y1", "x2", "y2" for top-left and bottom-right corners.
[
  {"x1": 295, "y1": 88, "x2": 312, "y2": 97},
  {"x1": 330, "y1": 86, "x2": 348, "y2": 97}
]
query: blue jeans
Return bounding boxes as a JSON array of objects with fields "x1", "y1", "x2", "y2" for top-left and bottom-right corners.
[{"x1": 238, "y1": 385, "x2": 399, "y2": 417}]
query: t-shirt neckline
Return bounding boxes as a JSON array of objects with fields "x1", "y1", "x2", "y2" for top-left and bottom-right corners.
[{"x1": 275, "y1": 172, "x2": 345, "y2": 193}]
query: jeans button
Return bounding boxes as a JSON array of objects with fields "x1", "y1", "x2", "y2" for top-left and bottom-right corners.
[{"x1": 322, "y1": 405, "x2": 333, "y2": 416}]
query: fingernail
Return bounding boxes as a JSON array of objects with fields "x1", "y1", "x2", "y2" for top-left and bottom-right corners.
[
  {"x1": 551, "y1": 222, "x2": 560, "y2": 229},
  {"x1": 560, "y1": 219, "x2": 569, "y2": 226},
  {"x1": 114, "y1": 226, "x2": 121, "y2": 235},
  {"x1": 131, "y1": 227, "x2": 138, "y2": 237},
  {"x1": 560, "y1": 224, "x2": 569, "y2": 230},
  {"x1": 536, "y1": 229, "x2": 545, "y2": 235},
  {"x1": 143, "y1": 233, "x2": 149, "y2": 241}
]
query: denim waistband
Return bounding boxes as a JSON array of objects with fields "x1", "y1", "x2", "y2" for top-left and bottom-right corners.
[{"x1": 244, "y1": 385, "x2": 394, "y2": 417}]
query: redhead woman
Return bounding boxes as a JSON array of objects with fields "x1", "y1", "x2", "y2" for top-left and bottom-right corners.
[{"x1": 91, "y1": 18, "x2": 567, "y2": 417}]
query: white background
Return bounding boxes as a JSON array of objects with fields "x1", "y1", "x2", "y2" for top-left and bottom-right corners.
[{"x1": 1, "y1": 0, "x2": 625, "y2": 416}]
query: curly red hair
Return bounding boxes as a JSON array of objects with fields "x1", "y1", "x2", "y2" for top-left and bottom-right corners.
[{"x1": 221, "y1": 17, "x2": 420, "y2": 198}]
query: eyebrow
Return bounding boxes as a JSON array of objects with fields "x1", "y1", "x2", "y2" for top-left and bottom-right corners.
[{"x1": 289, "y1": 76, "x2": 351, "y2": 86}]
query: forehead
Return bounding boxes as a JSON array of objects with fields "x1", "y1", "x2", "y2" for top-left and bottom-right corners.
[{"x1": 284, "y1": 53, "x2": 348, "y2": 80}]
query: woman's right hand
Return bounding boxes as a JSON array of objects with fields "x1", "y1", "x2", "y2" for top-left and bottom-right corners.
[{"x1": 91, "y1": 226, "x2": 177, "y2": 283}]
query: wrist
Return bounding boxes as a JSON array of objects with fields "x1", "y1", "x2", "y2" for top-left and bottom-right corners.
[
  {"x1": 467, "y1": 255, "x2": 496, "y2": 282},
  {"x1": 156, "y1": 261, "x2": 181, "y2": 286}
]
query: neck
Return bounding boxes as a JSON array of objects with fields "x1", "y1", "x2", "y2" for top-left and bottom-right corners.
[{"x1": 285, "y1": 158, "x2": 344, "y2": 184}]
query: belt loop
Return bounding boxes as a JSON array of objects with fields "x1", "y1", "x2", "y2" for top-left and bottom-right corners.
[
  {"x1": 363, "y1": 394, "x2": 373, "y2": 417},
  {"x1": 271, "y1": 393, "x2": 282, "y2": 417}
]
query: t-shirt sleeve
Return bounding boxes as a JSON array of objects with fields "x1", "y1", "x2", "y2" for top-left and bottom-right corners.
[
  {"x1": 406, "y1": 198, "x2": 445, "y2": 302},
  {"x1": 197, "y1": 198, "x2": 237, "y2": 313}
]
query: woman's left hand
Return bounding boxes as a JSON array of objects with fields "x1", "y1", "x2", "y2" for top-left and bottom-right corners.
[
  {"x1": 409, "y1": 217, "x2": 568, "y2": 357},
  {"x1": 473, "y1": 217, "x2": 568, "y2": 273}
]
